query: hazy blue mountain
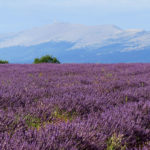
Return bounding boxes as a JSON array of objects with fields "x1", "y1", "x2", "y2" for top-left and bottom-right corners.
[{"x1": 0, "y1": 23, "x2": 150, "y2": 63}]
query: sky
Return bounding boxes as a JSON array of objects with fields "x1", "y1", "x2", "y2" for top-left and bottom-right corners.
[{"x1": 0, "y1": 0, "x2": 150, "y2": 34}]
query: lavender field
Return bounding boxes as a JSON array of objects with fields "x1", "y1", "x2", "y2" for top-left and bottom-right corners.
[{"x1": 1, "y1": 63, "x2": 150, "y2": 150}]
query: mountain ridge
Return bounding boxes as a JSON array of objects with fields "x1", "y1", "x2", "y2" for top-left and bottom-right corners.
[{"x1": 0, "y1": 23, "x2": 150, "y2": 63}]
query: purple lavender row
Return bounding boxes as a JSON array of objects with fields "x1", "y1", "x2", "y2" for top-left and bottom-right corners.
[{"x1": 0, "y1": 63, "x2": 150, "y2": 150}]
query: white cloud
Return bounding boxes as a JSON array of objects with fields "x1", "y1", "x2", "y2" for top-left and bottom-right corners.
[
  {"x1": 0, "y1": 0, "x2": 150, "y2": 9},
  {"x1": 0, "y1": 0, "x2": 150, "y2": 33},
  {"x1": 58, "y1": 0, "x2": 150, "y2": 10}
]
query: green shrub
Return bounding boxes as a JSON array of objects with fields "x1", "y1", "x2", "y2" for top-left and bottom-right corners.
[
  {"x1": 34, "y1": 55, "x2": 60, "y2": 64},
  {"x1": 24, "y1": 114, "x2": 41, "y2": 129},
  {"x1": 107, "y1": 133, "x2": 127, "y2": 150},
  {"x1": 51, "y1": 107, "x2": 77, "y2": 123},
  {"x1": 0, "y1": 60, "x2": 9, "y2": 64}
]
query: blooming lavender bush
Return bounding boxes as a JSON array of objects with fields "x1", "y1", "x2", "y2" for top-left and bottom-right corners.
[{"x1": 0, "y1": 63, "x2": 150, "y2": 150}]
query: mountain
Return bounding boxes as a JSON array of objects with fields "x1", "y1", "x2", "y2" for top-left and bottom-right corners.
[{"x1": 0, "y1": 22, "x2": 150, "y2": 63}]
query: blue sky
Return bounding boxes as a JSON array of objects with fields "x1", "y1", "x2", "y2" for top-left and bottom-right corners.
[{"x1": 0, "y1": 0, "x2": 150, "y2": 34}]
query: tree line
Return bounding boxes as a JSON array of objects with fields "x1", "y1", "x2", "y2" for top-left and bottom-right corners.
[{"x1": 0, "y1": 55, "x2": 60, "y2": 64}]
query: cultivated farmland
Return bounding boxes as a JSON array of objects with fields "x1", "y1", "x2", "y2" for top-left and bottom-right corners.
[{"x1": 0, "y1": 63, "x2": 150, "y2": 150}]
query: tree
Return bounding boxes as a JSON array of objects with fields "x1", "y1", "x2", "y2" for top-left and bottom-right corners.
[
  {"x1": 34, "y1": 55, "x2": 60, "y2": 64},
  {"x1": 0, "y1": 60, "x2": 9, "y2": 64},
  {"x1": 34, "y1": 58, "x2": 40, "y2": 64}
]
